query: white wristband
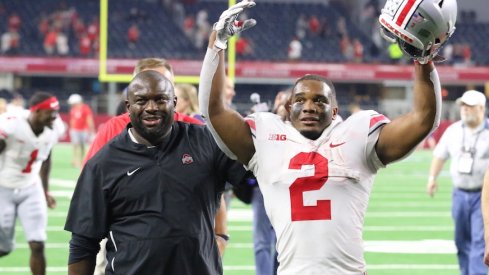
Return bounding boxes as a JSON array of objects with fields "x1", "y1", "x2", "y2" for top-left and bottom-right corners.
[{"x1": 428, "y1": 176, "x2": 436, "y2": 182}]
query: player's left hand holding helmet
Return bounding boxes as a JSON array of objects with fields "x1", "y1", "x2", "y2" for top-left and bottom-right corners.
[
  {"x1": 213, "y1": 0, "x2": 257, "y2": 50},
  {"x1": 379, "y1": 0, "x2": 457, "y2": 64}
]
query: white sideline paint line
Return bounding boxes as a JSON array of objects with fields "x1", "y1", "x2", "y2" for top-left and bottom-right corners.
[
  {"x1": 228, "y1": 243, "x2": 254, "y2": 248},
  {"x1": 54, "y1": 201, "x2": 72, "y2": 206},
  {"x1": 373, "y1": 190, "x2": 450, "y2": 194},
  {"x1": 49, "y1": 190, "x2": 73, "y2": 199},
  {"x1": 48, "y1": 212, "x2": 68, "y2": 217},
  {"x1": 50, "y1": 179, "x2": 76, "y2": 188},
  {"x1": 373, "y1": 202, "x2": 450, "y2": 207},
  {"x1": 225, "y1": 225, "x2": 453, "y2": 232},
  {"x1": 0, "y1": 264, "x2": 460, "y2": 272},
  {"x1": 366, "y1": 212, "x2": 450, "y2": 217},
  {"x1": 16, "y1": 224, "x2": 454, "y2": 232},
  {"x1": 364, "y1": 225, "x2": 453, "y2": 231},
  {"x1": 25, "y1": 210, "x2": 456, "y2": 231},
  {"x1": 15, "y1": 243, "x2": 67, "y2": 249},
  {"x1": 227, "y1": 240, "x2": 457, "y2": 254},
  {"x1": 367, "y1": 264, "x2": 459, "y2": 270},
  {"x1": 364, "y1": 240, "x2": 456, "y2": 254},
  {"x1": 224, "y1": 266, "x2": 255, "y2": 270},
  {"x1": 371, "y1": 194, "x2": 449, "y2": 198},
  {"x1": 225, "y1": 264, "x2": 460, "y2": 271},
  {"x1": 12, "y1": 240, "x2": 456, "y2": 254},
  {"x1": 226, "y1": 209, "x2": 452, "y2": 221},
  {"x1": 16, "y1": 226, "x2": 64, "y2": 232},
  {"x1": 0, "y1": 267, "x2": 67, "y2": 272}
]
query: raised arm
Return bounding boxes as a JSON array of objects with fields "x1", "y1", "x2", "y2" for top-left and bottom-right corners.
[
  {"x1": 376, "y1": 62, "x2": 441, "y2": 164},
  {"x1": 199, "y1": 1, "x2": 256, "y2": 165},
  {"x1": 375, "y1": 0, "x2": 457, "y2": 165}
]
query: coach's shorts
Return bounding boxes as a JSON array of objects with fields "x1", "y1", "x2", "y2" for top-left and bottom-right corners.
[
  {"x1": 70, "y1": 129, "x2": 89, "y2": 145},
  {"x1": 0, "y1": 183, "x2": 47, "y2": 252}
]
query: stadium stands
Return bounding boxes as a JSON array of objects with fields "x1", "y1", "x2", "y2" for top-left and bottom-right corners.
[{"x1": 1, "y1": 0, "x2": 487, "y2": 65}]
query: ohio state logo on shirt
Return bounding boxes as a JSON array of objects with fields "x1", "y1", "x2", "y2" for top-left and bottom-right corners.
[{"x1": 181, "y1": 154, "x2": 194, "y2": 164}]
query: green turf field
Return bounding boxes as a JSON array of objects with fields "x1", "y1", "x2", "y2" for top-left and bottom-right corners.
[{"x1": 0, "y1": 144, "x2": 460, "y2": 274}]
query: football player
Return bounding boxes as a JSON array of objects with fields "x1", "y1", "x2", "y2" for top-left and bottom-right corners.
[
  {"x1": 0, "y1": 92, "x2": 60, "y2": 275},
  {"x1": 199, "y1": 0, "x2": 456, "y2": 273}
]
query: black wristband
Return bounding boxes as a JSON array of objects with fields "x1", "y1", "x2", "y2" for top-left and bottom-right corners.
[{"x1": 216, "y1": 233, "x2": 230, "y2": 242}]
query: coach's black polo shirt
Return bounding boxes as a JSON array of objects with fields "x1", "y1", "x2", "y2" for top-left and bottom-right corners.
[{"x1": 65, "y1": 122, "x2": 247, "y2": 275}]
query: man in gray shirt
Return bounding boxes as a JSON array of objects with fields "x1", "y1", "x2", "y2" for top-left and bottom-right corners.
[{"x1": 428, "y1": 90, "x2": 489, "y2": 275}]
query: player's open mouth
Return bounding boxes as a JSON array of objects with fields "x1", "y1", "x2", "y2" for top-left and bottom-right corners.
[{"x1": 142, "y1": 117, "x2": 162, "y2": 126}]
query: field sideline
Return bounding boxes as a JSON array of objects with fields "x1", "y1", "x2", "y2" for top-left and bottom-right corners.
[{"x1": 0, "y1": 144, "x2": 460, "y2": 275}]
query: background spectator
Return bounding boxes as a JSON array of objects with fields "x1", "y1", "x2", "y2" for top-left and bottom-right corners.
[
  {"x1": 295, "y1": 14, "x2": 307, "y2": 40},
  {"x1": 183, "y1": 14, "x2": 195, "y2": 38},
  {"x1": 353, "y1": 38, "x2": 364, "y2": 63},
  {"x1": 175, "y1": 83, "x2": 203, "y2": 121},
  {"x1": 127, "y1": 24, "x2": 139, "y2": 49},
  {"x1": 8, "y1": 12, "x2": 21, "y2": 32},
  {"x1": 340, "y1": 34, "x2": 354, "y2": 61},
  {"x1": 79, "y1": 33, "x2": 91, "y2": 56},
  {"x1": 56, "y1": 32, "x2": 69, "y2": 56},
  {"x1": 236, "y1": 35, "x2": 253, "y2": 56},
  {"x1": 1, "y1": 28, "x2": 20, "y2": 55},
  {"x1": 43, "y1": 27, "x2": 58, "y2": 55},
  {"x1": 288, "y1": 36, "x2": 302, "y2": 61},
  {"x1": 308, "y1": 15, "x2": 320, "y2": 35},
  {"x1": 68, "y1": 93, "x2": 95, "y2": 168}
]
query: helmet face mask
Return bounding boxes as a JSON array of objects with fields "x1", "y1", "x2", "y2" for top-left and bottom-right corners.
[{"x1": 379, "y1": 0, "x2": 457, "y2": 62}]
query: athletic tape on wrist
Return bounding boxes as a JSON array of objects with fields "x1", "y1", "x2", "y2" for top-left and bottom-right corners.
[
  {"x1": 198, "y1": 47, "x2": 238, "y2": 160},
  {"x1": 429, "y1": 67, "x2": 441, "y2": 133}
]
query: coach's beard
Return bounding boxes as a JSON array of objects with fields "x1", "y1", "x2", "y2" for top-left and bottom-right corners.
[{"x1": 131, "y1": 115, "x2": 172, "y2": 145}]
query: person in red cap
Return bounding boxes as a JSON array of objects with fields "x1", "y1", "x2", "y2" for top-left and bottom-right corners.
[{"x1": 0, "y1": 92, "x2": 61, "y2": 275}]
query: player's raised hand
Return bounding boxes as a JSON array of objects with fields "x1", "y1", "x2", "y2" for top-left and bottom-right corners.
[{"x1": 213, "y1": 0, "x2": 257, "y2": 50}]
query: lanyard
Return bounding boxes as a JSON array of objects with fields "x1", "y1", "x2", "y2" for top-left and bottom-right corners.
[{"x1": 461, "y1": 120, "x2": 489, "y2": 153}]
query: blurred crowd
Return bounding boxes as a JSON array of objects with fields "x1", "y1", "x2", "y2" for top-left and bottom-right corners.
[{"x1": 0, "y1": 0, "x2": 481, "y2": 65}]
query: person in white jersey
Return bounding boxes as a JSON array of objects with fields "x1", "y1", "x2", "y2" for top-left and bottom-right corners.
[
  {"x1": 0, "y1": 92, "x2": 60, "y2": 275},
  {"x1": 199, "y1": 0, "x2": 456, "y2": 274}
]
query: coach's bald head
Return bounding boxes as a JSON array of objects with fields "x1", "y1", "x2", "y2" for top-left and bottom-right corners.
[{"x1": 125, "y1": 70, "x2": 176, "y2": 146}]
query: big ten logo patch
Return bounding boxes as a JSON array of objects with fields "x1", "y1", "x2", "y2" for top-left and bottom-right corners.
[{"x1": 268, "y1": 134, "x2": 287, "y2": 141}]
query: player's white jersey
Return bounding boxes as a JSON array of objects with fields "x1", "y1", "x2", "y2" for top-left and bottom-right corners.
[
  {"x1": 0, "y1": 112, "x2": 59, "y2": 189},
  {"x1": 245, "y1": 110, "x2": 390, "y2": 275}
]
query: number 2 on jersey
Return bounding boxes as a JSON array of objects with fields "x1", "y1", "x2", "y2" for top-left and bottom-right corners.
[
  {"x1": 289, "y1": 152, "x2": 330, "y2": 221},
  {"x1": 22, "y1": 149, "x2": 39, "y2": 173}
]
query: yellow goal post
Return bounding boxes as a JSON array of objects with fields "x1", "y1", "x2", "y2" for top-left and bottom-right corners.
[{"x1": 98, "y1": 0, "x2": 237, "y2": 84}]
